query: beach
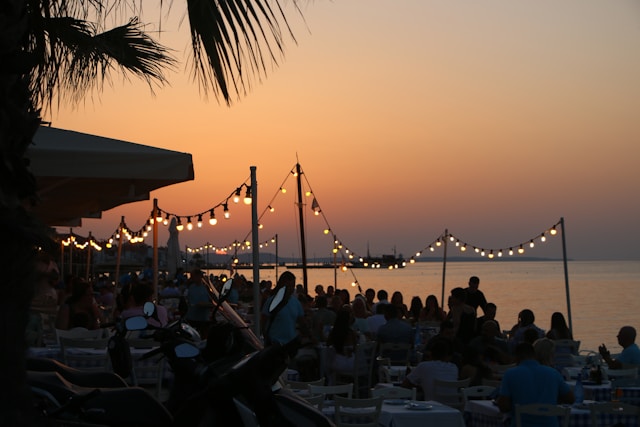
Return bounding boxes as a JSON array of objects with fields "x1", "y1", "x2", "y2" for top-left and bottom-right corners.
[{"x1": 210, "y1": 260, "x2": 639, "y2": 354}]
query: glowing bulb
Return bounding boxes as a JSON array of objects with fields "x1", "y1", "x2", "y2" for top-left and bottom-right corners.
[
  {"x1": 509, "y1": 248, "x2": 514, "y2": 256},
  {"x1": 258, "y1": 223, "x2": 264, "y2": 229},
  {"x1": 518, "y1": 245, "x2": 524, "y2": 254},
  {"x1": 223, "y1": 204, "x2": 230, "y2": 219},
  {"x1": 163, "y1": 213, "x2": 169, "y2": 226},
  {"x1": 305, "y1": 191, "x2": 311, "y2": 197},
  {"x1": 209, "y1": 210, "x2": 217, "y2": 225},
  {"x1": 540, "y1": 233, "x2": 546, "y2": 242},
  {"x1": 416, "y1": 252, "x2": 421, "y2": 257},
  {"x1": 461, "y1": 245, "x2": 467, "y2": 252},
  {"x1": 529, "y1": 240, "x2": 535, "y2": 248},
  {"x1": 474, "y1": 247, "x2": 480, "y2": 253},
  {"x1": 156, "y1": 212, "x2": 163, "y2": 222},
  {"x1": 550, "y1": 226, "x2": 557, "y2": 236},
  {"x1": 488, "y1": 251, "x2": 494, "y2": 259},
  {"x1": 323, "y1": 229, "x2": 330, "y2": 235},
  {"x1": 280, "y1": 187, "x2": 287, "y2": 194},
  {"x1": 429, "y1": 246, "x2": 434, "y2": 252},
  {"x1": 268, "y1": 205, "x2": 275, "y2": 212},
  {"x1": 436, "y1": 240, "x2": 442, "y2": 247},
  {"x1": 176, "y1": 220, "x2": 184, "y2": 231},
  {"x1": 187, "y1": 217, "x2": 193, "y2": 231}
]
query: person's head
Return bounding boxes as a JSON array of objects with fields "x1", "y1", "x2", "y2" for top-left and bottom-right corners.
[
  {"x1": 518, "y1": 309, "x2": 535, "y2": 327},
  {"x1": 352, "y1": 296, "x2": 367, "y2": 318},
  {"x1": 70, "y1": 279, "x2": 93, "y2": 305},
  {"x1": 391, "y1": 291, "x2": 404, "y2": 305},
  {"x1": 315, "y1": 284, "x2": 325, "y2": 296},
  {"x1": 409, "y1": 296, "x2": 423, "y2": 315},
  {"x1": 617, "y1": 326, "x2": 637, "y2": 348},
  {"x1": 326, "y1": 285, "x2": 335, "y2": 297},
  {"x1": 533, "y1": 338, "x2": 556, "y2": 366},
  {"x1": 365, "y1": 288, "x2": 375, "y2": 303},
  {"x1": 377, "y1": 289, "x2": 388, "y2": 302},
  {"x1": 383, "y1": 303, "x2": 399, "y2": 320},
  {"x1": 550, "y1": 312, "x2": 569, "y2": 331},
  {"x1": 429, "y1": 338, "x2": 453, "y2": 362},
  {"x1": 484, "y1": 303, "x2": 497, "y2": 319},
  {"x1": 330, "y1": 295, "x2": 343, "y2": 312},
  {"x1": 425, "y1": 295, "x2": 440, "y2": 310},
  {"x1": 131, "y1": 282, "x2": 154, "y2": 306},
  {"x1": 515, "y1": 342, "x2": 536, "y2": 363},
  {"x1": 468, "y1": 276, "x2": 480, "y2": 292},
  {"x1": 339, "y1": 289, "x2": 351, "y2": 305},
  {"x1": 450, "y1": 287, "x2": 466, "y2": 305},
  {"x1": 277, "y1": 271, "x2": 296, "y2": 291}
]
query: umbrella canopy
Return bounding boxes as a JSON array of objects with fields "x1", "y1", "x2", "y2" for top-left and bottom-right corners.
[{"x1": 27, "y1": 126, "x2": 194, "y2": 226}]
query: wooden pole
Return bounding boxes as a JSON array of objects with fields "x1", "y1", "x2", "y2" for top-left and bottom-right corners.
[
  {"x1": 250, "y1": 166, "x2": 260, "y2": 335},
  {"x1": 560, "y1": 217, "x2": 573, "y2": 333},
  {"x1": 153, "y1": 199, "x2": 159, "y2": 302},
  {"x1": 85, "y1": 232, "x2": 92, "y2": 282},
  {"x1": 441, "y1": 229, "x2": 448, "y2": 309},
  {"x1": 114, "y1": 217, "x2": 124, "y2": 287}
]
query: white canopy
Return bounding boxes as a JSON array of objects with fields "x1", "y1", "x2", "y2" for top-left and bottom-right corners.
[{"x1": 27, "y1": 126, "x2": 194, "y2": 226}]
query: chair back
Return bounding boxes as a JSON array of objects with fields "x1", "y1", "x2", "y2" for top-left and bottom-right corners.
[
  {"x1": 308, "y1": 383, "x2": 354, "y2": 400},
  {"x1": 286, "y1": 378, "x2": 325, "y2": 391},
  {"x1": 56, "y1": 327, "x2": 104, "y2": 344},
  {"x1": 589, "y1": 401, "x2": 640, "y2": 427},
  {"x1": 303, "y1": 394, "x2": 325, "y2": 410},
  {"x1": 59, "y1": 337, "x2": 110, "y2": 372},
  {"x1": 336, "y1": 341, "x2": 377, "y2": 397},
  {"x1": 126, "y1": 338, "x2": 165, "y2": 397},
  {"x1": 334, "y1": 396, "x2": 383, "y2": 427},
  {"x1": 433, "y1": 378, "x2": 471, "y2": 410},
  {"x1": 378, "y1": 342, "x2": 412, "y2": 366},
  {"x1": 461, "y1": 385, "x2": 496, "y2": 405},
  {"x1": 554, "y1": 340, "x2": 581, "y2": 369},
  {"x1": 370, "y1": 386, "x2": 416, "y2": 401},
  {"x1": 606, "y1": 367, "x2": 638, "y2": 381},
  {"x1": 515, "y1": 403, "x2": 570, "y2": 427}
]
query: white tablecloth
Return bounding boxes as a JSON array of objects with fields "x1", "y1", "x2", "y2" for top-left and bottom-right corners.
[{"x1": 379, "y1": 400, "x2": 465, "y2": 427}]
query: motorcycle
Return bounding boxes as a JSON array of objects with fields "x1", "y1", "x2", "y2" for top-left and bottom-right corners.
[{"x1": 28, "y1": 276, "x2": 334, "y2": 427}]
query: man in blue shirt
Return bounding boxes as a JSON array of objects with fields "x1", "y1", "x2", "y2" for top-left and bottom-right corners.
[
  {"x1": 599, "y1": 326, "x2": 640, "y2": 368},
  {"x1": 261, "y1": 271, "x2": 305, "y2": 356},
  {"x1": 497, "y1": 342, "x2": 574, "y2": 427}
]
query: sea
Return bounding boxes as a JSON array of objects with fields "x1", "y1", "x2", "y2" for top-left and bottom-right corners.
[{"x1": 215, "y1": 260, "x2": 639, "y2": 355}]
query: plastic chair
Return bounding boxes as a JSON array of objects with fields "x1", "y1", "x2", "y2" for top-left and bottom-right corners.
[
  {"x1": 334, "y1": 396, "x2": 383, "y2": 427},
  {"x1": 433, "y1": 378, "x2": 471, "y2": 410},
  {"x1": 554, "y1": 339, "x2": 581, "y2": 369},
  {"x1": 515, "y1": 403, "x2": 570, "y2": 427},
  {"x1": 461, "y1": 385, "x2": 496, "y2": 405},
  {"x1": 308, "y1": 383, "x2": 354, "y2": 403},
  {"x1": 606, "y1": 367, "x2": 638, "y2": 381},
  {"x1": 335, "y1": 341, "x2": 377, "y2": 397},
  {"x1": 304, "y1": 394, "x2": 326, "y2": 410},
  {"x1": 589, "y1": 401, "x2": 640, "y2": 427},
  {"x1": 59, "y1": 337, "x2": 110, "y2": 372},
  {"x1": 286, "y1": 378, "x2": 325, "y2": 391},
  {"x1": 370, "y1": 385, "x2": 416, "y2": 401},
  {"x1": 127, "y1": 337, "x2": 165, "y2": 398}
]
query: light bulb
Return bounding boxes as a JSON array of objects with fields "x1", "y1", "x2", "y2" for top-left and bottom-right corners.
[
  {"x1": 540, "y1": 233, "x2": 546, "y2": 242},
  {"x1": 209, "y1": 210, "x2": 217, "y2": 225},
  {"x1": 550, "y1": 226, "x2": 557, "y2": 236},
  {"x1": 280, "y1": 187, "x2": 287, "y2": 194},
  {"x1": 197, "y1": 215, "x2": 203, "y2": 228},
  {"x1": 529, "y1": 240, "x2": 535, "y2": 248},
  {"x1": 163, "y1": 213, "x2": 169, "y2": 226},
  {"x1": 223, "y1": 203, "x2": 230, "y2": 219},
  {"x1": 268, "y1": 205, "x2": 275, "y2": 212},
  {"x1": 176, "y1": 221, "x2": 184, "y2": 231},
  {"x1": 518, "y1": 245, "x2": 524, "y2": 254},
  {"x1": 187, "y1": 217, "x2": 193, "y2": 231},
  {"x1": 509, "y1": 248, "x2": 514, "y2": 256}
]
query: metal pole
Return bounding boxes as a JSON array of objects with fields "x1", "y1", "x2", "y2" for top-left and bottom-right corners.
[
  {"x1": 69, "y1": 228, "x2": 73, "y2": 275},
  {"x1": 250, "y1": 166, "x2": 261, "y2": 335},
  {"x1": 333, "y1": 235, "x2": 338, "y2": 290},
  {"x1": 85, "y1": 232, "x2": 92, "y2": 282},
  {"x1": 560, "y1": 217, "x2": 573, "y2": 334},
  {"x1": 295, "y1": 163, "x2": 308, "y2": 293},
  {"x1": 153, "y1": 199, "x2": 159, "y2": 302},
  {"x1": 441, "y1": 229, "x2": 448, "y2": 309}
]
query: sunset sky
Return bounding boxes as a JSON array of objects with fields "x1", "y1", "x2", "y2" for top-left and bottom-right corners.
[{"x1": 45, "y1": 1, "x2": 640, "y2": 261}]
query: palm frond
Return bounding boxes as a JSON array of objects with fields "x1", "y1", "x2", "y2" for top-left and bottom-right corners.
[{"x1": 186, "y1": 0, "x2": 299, "y2": 105}]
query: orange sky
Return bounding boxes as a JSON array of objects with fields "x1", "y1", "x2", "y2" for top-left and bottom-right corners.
[{"x1": 45, "y1": 1, "x2": 640, "y2": 260}]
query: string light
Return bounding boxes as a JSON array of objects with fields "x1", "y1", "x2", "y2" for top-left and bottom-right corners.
[
  {"x1": 209, "y1": 210, "x2": 217, "y2": 225},
  {"x1": 197, "y1": 215, "x2": 203, "y2": 228},
  {"x1": 176, "y1": 218, "x2": 184, "y2": 231},
  {"x1": 244, "y1": 186, "x2": 252, "y2": 205},
  {"x1": 223, "y1": 203, "x2": 230, "y2": 219},
  {"x1": 186, "y1": 217, "x2": 193, "y2": 231},
  {"x1": 233, "y1": 188, "x2": 241, "y2": 203}
]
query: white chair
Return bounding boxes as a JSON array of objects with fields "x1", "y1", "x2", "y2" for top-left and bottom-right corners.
[
  {"x1": 303, "y1": 393, "x2": 326, "y2": 410},
  {"x1": 334, "y1": 396, "x2": 383, "y2": 427},
  {"x1": 59, "y1": 337, "x2": 110, "y2": 372},
  {"x1": 515, "y1": 403, "x2": 570, "y2": 427},
  {"x1": 370, "y1": 385, "x2": 416, "y2": 401},
  {"x1": 461, "y1": 385, "x2": 496, "y2": 405},
  {"x1": 127, "y1": 337, "x2": 165, "y2": 398},
  {"x1": 335, "y1": 341, "x2": 377, "y2": 397},
  {"x1": 285, "y1": 377, "x2": 325, "y2": 392},
  {"x1": 589, "y1": 402, "x2": 640, "y2": 427},
  {"x1": 308, "y1": 383, "x2": 354, "y2": 405},
  {"x1": 433, "y1": 378, "x2": 471, "y2": 410},
  {"x1": 55, "y1": 327, "x2": 104, "y2": 344},
  {"x1": 553, "y1": 339, "x2": 581, "y2": 369}
]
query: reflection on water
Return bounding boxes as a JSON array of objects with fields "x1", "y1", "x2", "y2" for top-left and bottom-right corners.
[{"x1": 212, "y1": 260, "x2": 640, "y2": 353}]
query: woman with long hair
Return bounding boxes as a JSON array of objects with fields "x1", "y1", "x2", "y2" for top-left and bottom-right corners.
[
  {"x1": 546, "y1": 312, "x2": 573, "y2": 340},
  {"x1": 55, "y1": 278, "x2": 101, "y2": 330},
  {"x1": 419, "y1": 294, "x2": 446, "y2": 322},
  {"x1": 327, "y1": 306, "x2": 358, "y2": 382}
]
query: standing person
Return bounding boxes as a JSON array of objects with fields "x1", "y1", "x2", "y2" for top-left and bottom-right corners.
[
  {"x1": 464, "y1": 276, "x2": 487, "y2": 314},
  {"x1": 184, "y1": 269, "x2": 213, "y2": 338},
  {"x1": 261, "y1": 271, "x2": 306, "y2": 357},
  {"x1": 476, "y1": 302, "x2": 501, "y2": 337},
  {"x1": 599, "y1": 326, "x2": 640, "y2": 369},
  {"x1": 496, "y1": 342, "x2": 574, "y2": 426},
  {"x1": 447, "y1": 287, "x2": 477, "y2": 346}
]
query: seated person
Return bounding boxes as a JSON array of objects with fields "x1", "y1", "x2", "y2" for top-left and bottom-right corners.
[
  {"x1": 401, "y1": 339, "x2": 458, "y2": 401},
  {"x1": 496, "y1": 342, "x2": 574, "y2": 426},
  {"x1": 56, "y1": 279, "x2": 101, "y2": 330},
  {"x1": 468, "y1": 320, "x2": 511, "y2": 366},
  {"x1": 599, "y1": 326, "x2": 640, "y2": 368},
  {"x1": 120, "y1": 282, "x2": 168, "y2": 327},
  {"x1": 509, "y1": 309, "x2": 545, "y2": 352}
]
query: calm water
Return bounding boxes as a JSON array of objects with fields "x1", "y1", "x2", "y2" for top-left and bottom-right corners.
[{"x1": 244, "y1": 260, "x2": 639, "y2": 354}]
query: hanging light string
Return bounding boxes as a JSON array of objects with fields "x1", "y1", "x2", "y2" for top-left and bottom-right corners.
[
  {"x1": 60, "y1": 231, "x2": 102, "y2": 251},
  {"x1": 407, "y1": 220, "x2": 562, "y2": 262},
  {"x1": 154, "y1": 175, "x2": 253, "y2": 232},
  {"x1": 104, "y1": 217, "x2": 151, "y2": 247}
]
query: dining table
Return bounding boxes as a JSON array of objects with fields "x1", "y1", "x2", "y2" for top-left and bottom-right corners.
[{"x1": 464, "y1": 399, "x2": 640, "y2": 427}]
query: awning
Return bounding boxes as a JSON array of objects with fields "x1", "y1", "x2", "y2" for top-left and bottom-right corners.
[{"x1": 26, "y1": 126, "x2": 194, "y2": 226}]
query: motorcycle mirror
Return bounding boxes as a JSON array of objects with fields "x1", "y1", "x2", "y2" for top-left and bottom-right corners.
[
  {"x1": 220, "y1": 278, "x2": 233, "y2": 298},
  {"x1": 143, "y1": 301, "x2": 156, "y2": 317},
  {"x1": 125, "y1": 316, "x2": 148, "y2": 331},
  {"x1": 175, "y1": 343, "x2": 200, "y2": 358},
  {"x1": 269, "y1": 286, "x2": 287, "y2": 313}
]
